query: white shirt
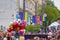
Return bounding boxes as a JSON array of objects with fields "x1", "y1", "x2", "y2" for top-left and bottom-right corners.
[{"x1": 3, "y1": 37, "x2": 7, "y2": 40}]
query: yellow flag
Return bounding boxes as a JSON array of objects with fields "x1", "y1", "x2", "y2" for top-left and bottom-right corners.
[
  {"x1": 42, "y1": 16, "x2": 44, "y2": 21},
  {"x1": 24, "y1": 12, "x2": 28, "y2": 22}
]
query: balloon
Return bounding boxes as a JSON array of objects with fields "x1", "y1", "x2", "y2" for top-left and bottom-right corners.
[
  {"x1": 18, "y1": 30, "x2": 24, "y2": 34},
  {"x1": 21, "y1": 20, "x2": 26, "y2": 25},
  {"x1": 9, "y1": 22, "x2": 13, "y2": 27},
  {"x1": 10, "y1": 26, "x2": 13, "y2": 30},
  {"x1": 19, "y1": 23, "x2": 25, "y2": 29},
  {"x1": 13, "y1": 22, "x2": 18, "y2": 28},
  {"x1": 17, "y1": 19, "x2": 21, "y2": 24},
  {"x1": 7, "y1": 27, "x2": 12, "y2": 32},
  {"x1": 16, "y1": 27, "x2": 20, "y2": 31}
]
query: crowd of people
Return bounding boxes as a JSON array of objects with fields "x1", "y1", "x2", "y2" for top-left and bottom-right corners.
[{"x1": 0, "y1": 17, "x2": 60, "y2": 40}]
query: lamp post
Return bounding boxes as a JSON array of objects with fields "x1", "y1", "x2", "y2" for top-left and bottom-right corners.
[
  {"x1": 43, "y1": 13, "x2": 47, "y2": 33},
  {"x1": 23, "y1": 0, "x2": 25, "y2": 19}
]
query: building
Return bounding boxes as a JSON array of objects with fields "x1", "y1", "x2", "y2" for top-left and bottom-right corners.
[
  {"x1": 0, "y1": 0, "x2": 44, "y2": 29},
  {"x1": 0, "y1": 0, "x2": 17, "y2": 28},
  {"x1": 25, "y1": 0, "x2": 44, "y2": 15}
]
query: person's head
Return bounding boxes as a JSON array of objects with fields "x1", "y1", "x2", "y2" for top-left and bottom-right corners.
[
  {"x1": 57, "y1": 35, "x2": 60, "y2": 40},
  {"x1": 57, "y1": 17, "x2": 60, "y2": 24}
]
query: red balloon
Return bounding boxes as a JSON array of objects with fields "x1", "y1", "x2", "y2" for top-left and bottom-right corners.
[
  {"x1": 19, "y1": 23, "x2": 25, "y2": 29},
  {"x1": 13, "y1": 22, "x2": 18, "y2": 28},
  {"x1": 7, "y1": 27, "x2": 12, "y2": 32}
]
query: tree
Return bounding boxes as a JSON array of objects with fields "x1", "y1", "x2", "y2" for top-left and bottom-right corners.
[{"x1": 44, "y1": 5, "x2": 60, "y2": 24}]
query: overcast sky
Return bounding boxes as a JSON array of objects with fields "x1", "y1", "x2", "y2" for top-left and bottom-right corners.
[{"x1": 54, "y1": 0, "x2": 60, "y2": 10}]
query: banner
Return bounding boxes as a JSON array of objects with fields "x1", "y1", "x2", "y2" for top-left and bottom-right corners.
[
  {"x1": 16, "y1": 13, "x2": 19, "y2": 19},
  {"x1": 32, "y1": 16, "x2": 36, "y2": 23},
  {"x1": 42, "y1": 16, "x2": 46, "y2": 21},
  {"x1": 19, "y1": 12, "x2": 23, "y2": 20},
  {"x1": 40, "y1": 16, "x2": 42, "y2": 21},
  {"x1": 36, "y1": 16, "x2": 40, "y2": 24},
  {"x1": 42, "y1": 16, "x2": 45, "y2": 21},
  {"x1": 24, "y1": 12, "x2": 28, "y2": 22},
  {"x1": 27, "y1": 12, "x2": 30, "y2": 24}
]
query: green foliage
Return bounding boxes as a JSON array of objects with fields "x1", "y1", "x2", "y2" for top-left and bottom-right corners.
[
  {"x1": 25, "y1": 24, "x2": 41, "y2": 33},
  {"x1": 45, "y1": 0, "x2": 54, "y2": 6},
  {"x1": 44, "y1": 5, "x2": 60, "y2": 24}
]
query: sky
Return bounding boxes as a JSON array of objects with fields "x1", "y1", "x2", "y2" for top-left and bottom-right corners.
[{"x1": 54, "y1": 0, "x2": 60, "y2": 10}]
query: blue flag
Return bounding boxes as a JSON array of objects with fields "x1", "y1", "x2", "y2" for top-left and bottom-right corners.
[
  {"x1": 19, "y1": 12, "x2": 23, "y2": 20},
  {"x1": 32, "y1": 16, "x2": 36, "y2": 23},
  {"x1": 40, "y1": 16, "x2": 42, "y2": 21}
]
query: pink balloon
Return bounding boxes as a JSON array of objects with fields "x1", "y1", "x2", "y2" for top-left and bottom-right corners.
[
  {"x1": 21, "y1": 20, "x2": 26, "y2": 25},
  {"x1": 18, "y1": 30, "x2": 24, "y2": 34}
]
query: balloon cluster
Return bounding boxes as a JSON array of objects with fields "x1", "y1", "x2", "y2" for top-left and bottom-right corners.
[{"x1": 7, "y1": 19, "x2": 26, "y2": 34}]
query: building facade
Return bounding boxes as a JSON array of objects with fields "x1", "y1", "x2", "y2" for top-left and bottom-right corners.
[
  {"x1": 25, "y1": 0, "x2": 44, "y2": 15},
  {"x1": 0, "y1": 0, "x2": 17, "y2": 29}
]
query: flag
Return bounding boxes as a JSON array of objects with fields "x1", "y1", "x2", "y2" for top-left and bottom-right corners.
[
  {"x1": 36, "y1": 16, "x2": 40, "y2": 24},
  {"x1": 42, "y1": 16, "x2": 46, "y2": 21},
  {"x1": 42, "y1": 16, "x2": 45, "y2": 21},
  {"x1": 19, "y1": 12, "x2": 23, "y2": 20},
  {"x1": 24, "y1": 12, "x2": 28, "y2": 22},
  {"x1": 16, "y1": 13, "x2": 19, "y2": 19},
  {"x1": 32, "y1": 16, "x2": 36, "y2": 23},
  {"x1": 40, "y1": 16, "x2": 42, "y2": 21},
  {"x1": 27, "y1": 12, "x2": 30, "y2": 24}
]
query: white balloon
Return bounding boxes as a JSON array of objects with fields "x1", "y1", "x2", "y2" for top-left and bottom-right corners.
[
  {"x1": 17, "y1": 19, "x2": 21, "y2": 23},
  {"x1": 18, "y1": 19, "x2": 21, "y2": 21}
]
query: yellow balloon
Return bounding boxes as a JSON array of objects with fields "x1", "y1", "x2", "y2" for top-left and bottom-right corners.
[
  {"x1": 9, "y1": 22, "x2": 13, "y2": 26},
  {"x1": 10, "y1": 27, "x2": 13, "y2": 30},
  {"x1": 10, "y1": 26, "x2": 13, "y2": 29},
  {"x1": 17, "y1": 27, "x2": 20, "y2": 30}
]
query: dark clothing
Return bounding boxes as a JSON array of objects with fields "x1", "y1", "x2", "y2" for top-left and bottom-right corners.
[
  {"x1": 0, "y1": 37, "x2": 3, "y2": 40},
  {"x1": 7, "y1": 37, "x2": 12, "y2": 40}
]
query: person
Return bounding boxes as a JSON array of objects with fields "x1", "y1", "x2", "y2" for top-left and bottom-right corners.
[
  {"x1": 6, "y1": 33, "x2": 12, "y2": 40},
  {"x1": 48, "y1": 17, "x2": 60, "y2": 31},
  {"x1": 57, "y1": 35, "x2": 60, "y2": 40},
  {"x1": 3, "y1": 34, "x2": 7, "y2": 40}
]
